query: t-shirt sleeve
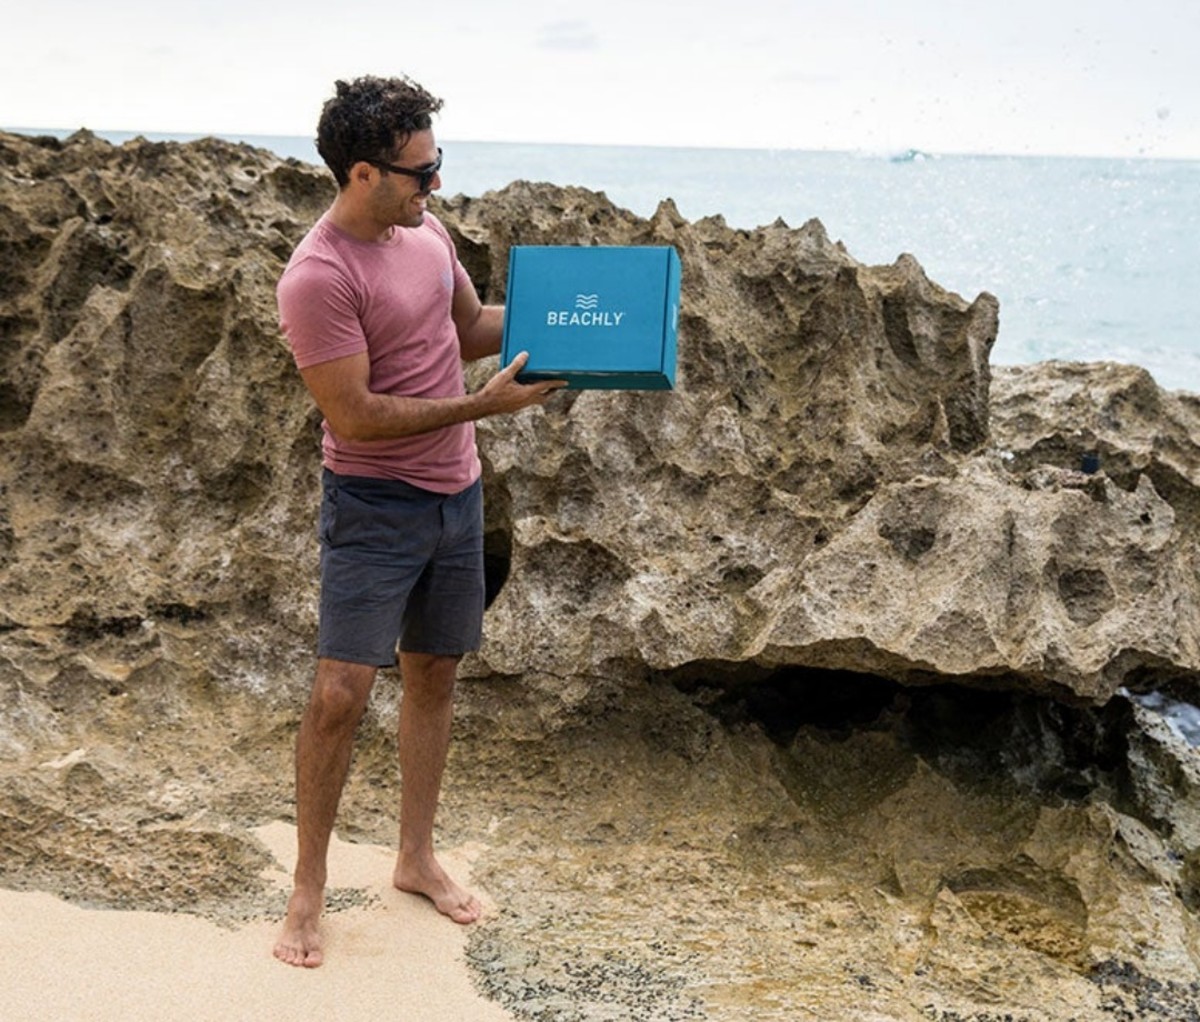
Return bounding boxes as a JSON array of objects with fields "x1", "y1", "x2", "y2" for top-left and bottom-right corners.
[
  {"x1": 277, "y1": 254, "x2": 368, "y2": 369},
  {"x1": 425, "y1": 214, "x2": 474, "y2": 295}
]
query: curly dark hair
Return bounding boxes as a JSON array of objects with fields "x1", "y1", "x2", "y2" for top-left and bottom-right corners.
[{"x1": 315, "y1": 75, "x2": 444, "y2": 188}]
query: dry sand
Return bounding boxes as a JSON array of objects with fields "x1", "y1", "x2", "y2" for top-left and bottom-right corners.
[{"x1": 0, "y1": 822, "x2": 513, "y2": 1022}]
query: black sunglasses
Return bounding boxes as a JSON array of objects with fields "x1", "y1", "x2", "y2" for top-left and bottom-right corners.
[{"x1": 367, "y1": 147, "x2": 443, "y2": 192}]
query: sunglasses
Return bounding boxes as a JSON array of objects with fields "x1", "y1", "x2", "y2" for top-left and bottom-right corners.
[{"x1": 367, "y1": 147, "x2": 443, "y2": 192}]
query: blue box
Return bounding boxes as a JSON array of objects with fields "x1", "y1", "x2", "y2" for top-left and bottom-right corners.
[{"x1": 501, "y1": 245, "x2": 680, "y2": 390}]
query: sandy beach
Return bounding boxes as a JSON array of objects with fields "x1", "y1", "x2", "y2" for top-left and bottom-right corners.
[{"x1": 0, "y1": 823, "x2": 511, "y2": 1022}]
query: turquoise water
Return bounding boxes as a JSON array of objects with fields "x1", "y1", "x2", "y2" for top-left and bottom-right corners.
[{"x1": 11, "y1": 128, "x2": 1199, "y2": 393}]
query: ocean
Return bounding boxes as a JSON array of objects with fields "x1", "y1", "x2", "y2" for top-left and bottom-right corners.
[{"x1": 12, "y1": 128, "x2": 1200, "y2": 394}]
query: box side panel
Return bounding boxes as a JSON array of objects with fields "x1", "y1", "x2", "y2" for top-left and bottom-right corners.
[
  {"x1": 515, "y1": 369, "x2": 674, "y2": 390},
  {"x1": 660, "y1": 248, "x2": 680, "y2": 389},
  {"x1": 499, "y1": 246, "x2": 522, "y2": 370}
]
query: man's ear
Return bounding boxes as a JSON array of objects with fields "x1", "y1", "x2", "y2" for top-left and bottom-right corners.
[{"x1": 347, "y1": 161, "x2": 378, "y2": 189}]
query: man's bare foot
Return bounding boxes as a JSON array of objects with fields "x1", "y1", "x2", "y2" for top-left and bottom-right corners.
[
  {"x1": 394, "y1": 853, "x2": 481, "y2": 924},
  {"x1": 273, "y1": 887, "x2": 324, "y2": 968}
]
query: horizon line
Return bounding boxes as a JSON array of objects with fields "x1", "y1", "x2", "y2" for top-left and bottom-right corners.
[{"x1": 4, "y1": 124, "x2": 1198, "y2": 165}]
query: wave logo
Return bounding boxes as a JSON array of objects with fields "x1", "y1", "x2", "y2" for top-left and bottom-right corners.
[{"x1": 547, "y1": 292, "x2": 626, "y2": 327}]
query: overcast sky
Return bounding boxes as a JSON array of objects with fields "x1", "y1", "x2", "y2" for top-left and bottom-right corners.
[{"x1": 3, "y1": 0, "x2": 1197, "y2": 159}]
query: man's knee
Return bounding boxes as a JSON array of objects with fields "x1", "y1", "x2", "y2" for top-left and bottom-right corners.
[
  {"x1": 308, "y1": 659, "x2": 376, "y2": 730},
  {"x1": 399, "y1": 652, "x2": 460, "y2": 702}
]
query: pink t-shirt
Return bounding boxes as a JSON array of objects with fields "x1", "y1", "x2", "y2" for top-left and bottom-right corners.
[{"x1": 277, "y1": 213, "x2": 481, "y2": 493}]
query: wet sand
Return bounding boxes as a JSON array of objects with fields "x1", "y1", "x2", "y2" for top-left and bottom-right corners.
[{"x1": 0, "y1": 822, "x2": 511, "y2": 1022}]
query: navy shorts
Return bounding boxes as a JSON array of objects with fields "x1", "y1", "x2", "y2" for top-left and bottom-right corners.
[{"x1": 317, "y1": 470, "x2": 485, "y2": 666}]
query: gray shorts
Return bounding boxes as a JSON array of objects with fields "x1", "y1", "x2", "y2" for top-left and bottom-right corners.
[{"x1": 317, "y1": 469, "x2": 485, "y2": 666}]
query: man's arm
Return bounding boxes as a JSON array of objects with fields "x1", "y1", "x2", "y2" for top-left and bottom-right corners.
[
  {"x1": 299, "y1": 349, "x2": 559, "y2": 442},
  {"x1": 452, "y1": 281, "x2": 504, "y2": 362}
]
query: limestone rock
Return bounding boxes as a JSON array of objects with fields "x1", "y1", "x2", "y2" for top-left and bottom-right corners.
[
  {"x1": 2, "y1": 130, "x2": 1198, "y2": 709},
  {"x1": 0, "y1": 130, "x2": 326, "y2": 646},
  {"x1": 440, "y1": 198, "x2": 1198, "y2": 703},
  {"x1": 991, "y1": 359, "x2": 1200, "y2": 523},
  {"x1": 3, "y1": 129, "x2": 1200, "y2": 1022}
]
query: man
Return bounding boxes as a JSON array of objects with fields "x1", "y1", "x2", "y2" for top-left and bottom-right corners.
[{"x1": 273, "y1": 74, "x2": 563, "y2": 969}]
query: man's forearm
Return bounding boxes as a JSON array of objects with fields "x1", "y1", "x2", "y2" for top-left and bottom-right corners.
[
  {"x1": 302, "y1": 346, "x2": 555, "y2": 444},
  {"x1": 332, "y1": 389, "x2": 498, "y2": 442},
  {"x1": 312, "y1": 349, "x2": 554, "y2": 443}
]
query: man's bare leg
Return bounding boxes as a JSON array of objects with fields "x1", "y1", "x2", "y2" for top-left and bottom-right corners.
[
  {"x1": 274, "y1": 658, "x2": 376, "y2": 967},
  {"x1": 392, "y1": 651, "x2": 481, "y2": 924}
]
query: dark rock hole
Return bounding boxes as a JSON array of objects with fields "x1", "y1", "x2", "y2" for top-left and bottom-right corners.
[
  {"x1": 64, "y1": 610, "x2": 144, "y2": 645},
  {"x1": 484, "y1": 527, "x2": 511, "y2": 610},
  {"x1": 663, "y1": 663, "x2": 1139, "y2": 806}
]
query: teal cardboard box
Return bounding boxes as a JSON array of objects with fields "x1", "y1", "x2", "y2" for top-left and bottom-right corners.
[{"x1": 500, "y1": 245, "x2": 680, "y2": 390}]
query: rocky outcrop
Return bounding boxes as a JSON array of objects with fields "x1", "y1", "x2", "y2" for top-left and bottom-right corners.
[
  {"x1": 0, "y1": 130, "x2": 328, "y2": 653},
  {"x1": 443, "y1": 193, "x2": 1199, "y2": 704},
  {"x1": 3, "y1": 129, "x2": 1197, "y2": 704},
  {"x1": 2, "y1": 129, "x2": 1200, "y2": 1021}
]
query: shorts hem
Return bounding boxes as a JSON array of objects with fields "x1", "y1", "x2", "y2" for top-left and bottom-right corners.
[
  {"x1": 398, "y1": 644, "x2": 481, "y2": 658},
  {"x1": 318, "y1": 649, "x2": 396, "y2": 669}
]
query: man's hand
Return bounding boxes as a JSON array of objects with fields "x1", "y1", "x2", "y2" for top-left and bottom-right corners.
[{"x1": 478, "y1": 352, "x2": 567, "y2": 414}]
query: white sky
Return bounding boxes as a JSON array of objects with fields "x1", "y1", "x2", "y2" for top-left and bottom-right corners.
[{"x1": 3, "y1": 0, "x2": 1198, "y2": 159}]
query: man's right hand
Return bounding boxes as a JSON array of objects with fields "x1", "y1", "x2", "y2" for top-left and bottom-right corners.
[{"x1": 479, "y1": 351, "x2": 567, "y2": 414}]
